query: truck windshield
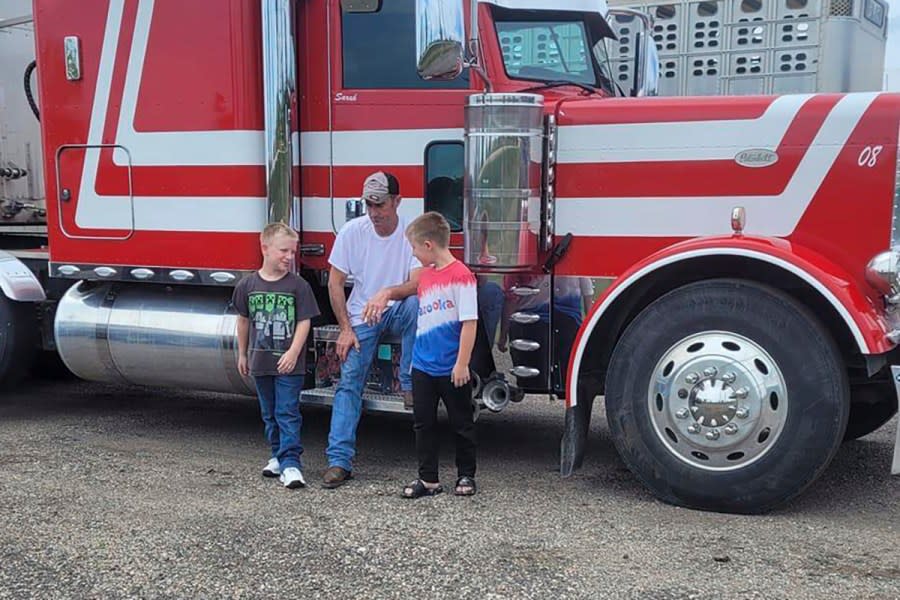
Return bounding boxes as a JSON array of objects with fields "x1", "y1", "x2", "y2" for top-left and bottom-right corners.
[{"x1": 495, "y1": 19, "x2": 614, "y2": 93}]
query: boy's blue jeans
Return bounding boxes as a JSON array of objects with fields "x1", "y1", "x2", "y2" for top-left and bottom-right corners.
[
  {"x1": 326, "y1": 295, "x2": 418, "y2": 471},
  {"x1": 254, "y1": 374, "x2": 304, "y2": 470}
]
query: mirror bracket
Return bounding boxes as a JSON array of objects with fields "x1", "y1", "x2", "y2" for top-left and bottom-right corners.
[{"x1": 607, "y1": 8, "x2": 659, "y2": 98}]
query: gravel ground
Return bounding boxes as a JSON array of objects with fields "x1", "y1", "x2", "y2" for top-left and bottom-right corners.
[{"x1": 0, "y1": 379, "x2": 898, "y2": 599}]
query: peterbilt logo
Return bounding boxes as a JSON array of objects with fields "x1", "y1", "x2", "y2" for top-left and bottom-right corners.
[{"x1": 735, "y1": 149, "x2": 779, "y2": 168}]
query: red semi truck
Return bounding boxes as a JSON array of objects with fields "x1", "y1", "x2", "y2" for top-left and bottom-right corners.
[{"x1": 1, "y1": 0, "x2": 899, "y2": 513}]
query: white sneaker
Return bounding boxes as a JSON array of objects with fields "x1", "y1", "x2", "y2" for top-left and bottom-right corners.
[
  {"x1": 280, "y1": 467, "x2": 306, "y2": 489},
  {"x1": 262, "y1": 458, "x2": 281, "y2": 478}
]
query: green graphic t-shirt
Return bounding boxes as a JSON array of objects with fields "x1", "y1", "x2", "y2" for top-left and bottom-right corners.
[{"x1": 232, "y1": 272, "x2": 320, "y2": 376}]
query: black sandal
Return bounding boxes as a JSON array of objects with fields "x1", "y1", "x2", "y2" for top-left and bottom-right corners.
[
  {"x1": 454, "y1": 476, "x2": 476, "y2": 496},
  {"x1": 401, "y1": 479, "x2": 443, "y2": 499}
]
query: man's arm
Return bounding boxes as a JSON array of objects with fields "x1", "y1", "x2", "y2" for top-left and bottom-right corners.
[
  {"x1": 328, "y1": 266, "x2": 360, "y2": 361},
  {"x1": 328, "y1": 266, "x2": 352, "y2": 331},
  {"x1": 362, "y1": 267, "x2": 422, "y2": 325},
  {"x1": 381, "y1": 267, "x2": 422, "y2": 301}
]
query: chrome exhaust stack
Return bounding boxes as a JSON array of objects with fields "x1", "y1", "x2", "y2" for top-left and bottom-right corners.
[{"x1": 262, "y1": 0, "x2": 297, "y2": 229}]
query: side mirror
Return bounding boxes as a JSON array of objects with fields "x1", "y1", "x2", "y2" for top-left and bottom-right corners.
[
  {"x1": 607, "y1": 9, "x2": 659, "y2": 97},
  {"x1": 416, "y1": 0, "x2": 466, "y2": 80},
  {"x1": 634, "y1": 29, "x2": 660, "y2": 97}
]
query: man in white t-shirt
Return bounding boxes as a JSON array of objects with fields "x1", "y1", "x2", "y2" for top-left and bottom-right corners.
[{"x1": 323, "y1": 171, "x2": 421, "y2": 489}]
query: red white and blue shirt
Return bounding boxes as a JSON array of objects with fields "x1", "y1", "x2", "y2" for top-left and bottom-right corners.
[{"x1": 412, "y1": 260, "x2": 478, "y2": 377}]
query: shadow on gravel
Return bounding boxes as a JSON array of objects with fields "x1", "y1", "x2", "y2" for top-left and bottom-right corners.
[
  {"x1": 1, "y1": 380, "x2": 570, "y2": 468},
  {"x1": 2, "y1": 380, "x2": 897, "y2": 515},
  {"x1": 777, "y1": 421, "x2": 899, "y2": 516}
]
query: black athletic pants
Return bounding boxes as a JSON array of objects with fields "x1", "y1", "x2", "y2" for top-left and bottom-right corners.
[{"x1": 411, "y1": 368, "x2": 477, "y2": 483}]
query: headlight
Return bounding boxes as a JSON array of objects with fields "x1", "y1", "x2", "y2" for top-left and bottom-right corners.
[{"x1": 867, "y1": 249, "x2": 900, "y2": 299}]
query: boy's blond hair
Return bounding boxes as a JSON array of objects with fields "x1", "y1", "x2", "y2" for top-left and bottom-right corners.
[
  {"x1": 406, "y1": 211, "x2": 451, "y2": 248},
  {"x1": 260, "y1": 222, "x2": 298, "y2": 243}
]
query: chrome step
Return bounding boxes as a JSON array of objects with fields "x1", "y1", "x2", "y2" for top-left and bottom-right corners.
[
  {"x1": 510, "y1": 285, "x2": 540, "y2": 297},
  {"x1": 510, "y1": 366, "x2": 541, "y2": 378},
  {"x1": 301, "y1": 385, "x2": 410, "y2": 414},
  {"x1": 510, "y1": 312, "x2": 541, "y2": 325},
  {"x1": 510, "y1": 339, "x2": 540, "y2": 351},
  {"x1": 313, "y1": 324, "x2": 400, "y2": 344}
]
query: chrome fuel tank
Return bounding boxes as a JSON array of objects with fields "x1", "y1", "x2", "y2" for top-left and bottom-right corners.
[{"x1": 54, "y1": 282, "x2": 253, "y2": 395}]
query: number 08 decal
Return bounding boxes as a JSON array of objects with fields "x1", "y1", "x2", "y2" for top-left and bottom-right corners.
[{"x1": 857, "y1": 145, "x2": 883, "y2": 168}]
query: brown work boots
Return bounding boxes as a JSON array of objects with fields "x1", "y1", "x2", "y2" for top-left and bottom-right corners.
[{"x1": 322, "y1": 466, "x2": 352, "y2": 489}]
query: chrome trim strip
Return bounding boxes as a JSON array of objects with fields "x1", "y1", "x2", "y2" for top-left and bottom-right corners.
[
  {"x1": 50, "y1": 262, "x2": 251, "y2": 287},
  {"x1": 541, "y1": 114, "x2": 557, "y2": 252}
]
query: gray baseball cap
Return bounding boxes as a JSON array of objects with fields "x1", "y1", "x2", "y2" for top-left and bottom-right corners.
[{"x1": 361, "y1": 171, "x2": 400, "y2": 204}]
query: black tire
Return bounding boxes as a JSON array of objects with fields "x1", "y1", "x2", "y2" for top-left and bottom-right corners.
[
  {"x1": 0, "y1": 294, "x2": 38, "y2": 391},
  {"x1": 844, "y1": 381, "x2": 898, "y2": 441},
  {"x1": 605, "y1": 279, "x2": 849, "y2": 514}
]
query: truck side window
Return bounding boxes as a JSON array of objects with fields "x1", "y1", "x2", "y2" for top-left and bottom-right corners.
[
  {"x1": 424, "y1": 142, "x2": 464, "y2": 231},
  {"x1": 341, "y1": 0, "x2": 470, "y2": 89}
]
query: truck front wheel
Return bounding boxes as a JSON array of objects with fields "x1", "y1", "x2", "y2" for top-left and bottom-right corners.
[
  {"x1": 605, "y1": 280, "x2": 849, "y2": 514},
  {"x1": 0, "y1": 294, "x2": 37, "y2": 391}
]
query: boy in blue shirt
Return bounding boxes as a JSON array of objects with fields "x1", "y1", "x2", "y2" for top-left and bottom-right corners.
[{"x1": 401, "y1": 212, "x2": 478, "y2": 498}]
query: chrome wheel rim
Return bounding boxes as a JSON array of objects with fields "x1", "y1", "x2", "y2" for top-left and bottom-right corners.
[{"x1": 648, "y1": 331, "x2": 788, "y2": 471}]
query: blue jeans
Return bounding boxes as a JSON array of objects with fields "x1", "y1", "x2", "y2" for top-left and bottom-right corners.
[
  {"x1": 326, "y1": 295, "x2": 418, "y2": 471},
  {"x1": 477, "y1": 280, "x2": 504, "y2": 346},
  {"x1": 254, "y1": 374, "x2": 304, "y2": 470}
]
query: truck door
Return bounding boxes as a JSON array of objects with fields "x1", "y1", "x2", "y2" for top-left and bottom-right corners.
[
  {"x1": 333, "y1": 0, "x2": 528, "y2": 390},
  {"x1": 330, "y1": 0, "x2": 469, "y2": 231}
]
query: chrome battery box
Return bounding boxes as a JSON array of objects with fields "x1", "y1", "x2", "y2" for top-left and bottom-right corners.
[{"x1": 312, "y1": 325, "x2": 402, "y2": 393}]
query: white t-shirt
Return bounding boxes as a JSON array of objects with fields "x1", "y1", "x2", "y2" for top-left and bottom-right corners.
[{"x1": 329, "y1": 216, "x2": 421, "y2": 327}]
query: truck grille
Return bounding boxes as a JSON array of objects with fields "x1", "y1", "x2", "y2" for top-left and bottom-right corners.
[{"x1": 829, "y1": 0, "x2": 853, "y2": 16}]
